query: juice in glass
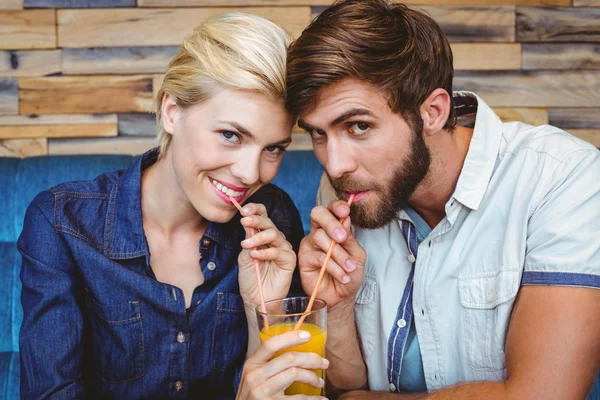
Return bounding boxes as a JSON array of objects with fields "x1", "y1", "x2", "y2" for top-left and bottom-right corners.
[{"x1": 256, "y1": 297, "x2": 327, "y2": 396}]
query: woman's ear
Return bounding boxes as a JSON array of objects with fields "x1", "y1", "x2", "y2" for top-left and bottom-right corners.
[
  {"x1": 161, "y1": 93, "x2": 180, "y2": 135},
  {"x1": 420, "y1": 88, "x2": 451, "y2": 137}
]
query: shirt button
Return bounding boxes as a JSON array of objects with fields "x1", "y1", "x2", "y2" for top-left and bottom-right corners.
[
  {"x1": 207, "y1": 262, "x2": 216, "y2": 271},
  {"x1": 177, "y1": 332, "x2": 185, "y2": 343},
  {"x1": 487, "y1": 290, "x2": 496, "y2": 303},
  {"x1": 407, "y1": 254, "x2": 416, "y2": 263},
  {"x1": 175, "y1": 381, "x2": 183, "y2": 391},
  {"x1": 389, "y1": 382, "x2": 396, "y2": 392},
  {"x1": 397, "y1": 319, "x2": 407, "y2": 328},
  {"x1": 202, "y1": 238, "x2": 210, "y2": 247}
]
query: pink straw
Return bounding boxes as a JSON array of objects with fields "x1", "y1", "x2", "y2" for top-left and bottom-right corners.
[
  {"x1": 295, "y1": 194, "x2": 355, "y2": 330},
  {"x1": 230, "y1": 197, "x2": 268, "y2": 328}
]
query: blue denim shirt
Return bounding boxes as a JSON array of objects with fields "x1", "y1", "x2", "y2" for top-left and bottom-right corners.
[{"x1": 17, "y1": 149, "x2": 305, "y2": 400}]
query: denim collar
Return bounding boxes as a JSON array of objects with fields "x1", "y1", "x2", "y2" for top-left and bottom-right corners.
[{"x1": 104, "y1": 148, "x2": 236, "y2": 261}]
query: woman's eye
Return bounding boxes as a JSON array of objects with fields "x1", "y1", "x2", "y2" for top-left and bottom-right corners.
[
  {"x1": 221, "y1": 131, "x2": 240, "y2": 143},
  {"x1": 349, "y1": 122, "x2": 369, "y2": 135},
  {"x1": 264, "y1": 145, "x2": 286, "y2": 155}
]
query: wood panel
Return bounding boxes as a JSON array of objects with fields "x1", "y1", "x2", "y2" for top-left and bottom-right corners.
[
  {"x1": 517, "y1": 7, "x2": 600, "y2": 42},
  {"x1": 289, "y1": 132, "x2": 313, "y2": 151},
  {"x1": 24, "y1": 0, "x2": 134, "y2": 7},
  {"x1": 0, "y1": 124, "x2": 117, "y2": 139},
  {"x1": 0, "y1": 0, "x2": 23, "y2": 9},
  {"x1": 118, "y1": 113, "x2": 156, "y2": 136},
  {"x1": 0, "y1": 50, "x2": 61, "y2": 76},
  {"x1": 140, "y1": 0, "x2": 571, "y2": 5},
  {"x1": 549, "y1": 109, "x2": 600, "y2": 129},
  {"x1": 574, "y1": 0, "x2": 600, "y2": 5},
  {"x1": 49, "y1": 136, "x2": 156, "y2": 155},
  {"x1": 569, "y1": 129, "x2": 600, "y2": 146},
  {"x1": 0, "y1": 10, "x2": 55, "y2": 50},
  {"x1": 19, "y1": 76, "x2": 154, "y2": 115},
  {"x1": 58, "y1": 8, "x2": 312, "y2": 48},
  {"x1": 522, "y1": 44, "x2": 600, "y2": 69},
  {"x1": 0, "y1": 114, "x2": 117, "y2": 125},
  {"x1": 0, "y1": 78, "x2": 18, "y2": 115},
  {"x1": 494, "y1": 108, "x2": 549, "y2": 126},
  {"x1": 312, "y1": 6, "x2": 515, "y2": 42},
  {"x1": 454, "y1": 71, "x2": 600, "y2": 107},
  {"x1": 0, "y1": 138, "x2": 46, "y2": 157},
  {"x1": 63, "y1": 47, "x2": 178, "y2": 75},
  {"x1": 153, "y1": 74, "x2": 164, "y2": 99},
  {"x1": 452, "y1": 43, "x2": 521, "y2": 70}
]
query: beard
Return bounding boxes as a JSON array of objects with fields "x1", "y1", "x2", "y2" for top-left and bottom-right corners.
[{"x1": 329, "y1": 127, "x2": 431, "y2": 229}]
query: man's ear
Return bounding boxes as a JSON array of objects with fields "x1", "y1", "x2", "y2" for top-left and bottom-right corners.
[
  {"x1": 161, "y1": 93, "x2": 180, "y2": 135},
  {"x1": 420, "y1": 88, "x2": 451, "y2": 136}
]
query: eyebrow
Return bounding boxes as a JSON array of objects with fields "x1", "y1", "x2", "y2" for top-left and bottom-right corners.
[
  {"x1": 219, "y1": 120, "x2": 292, "y2": 146},
  {"x1": 298, "y1": 108, "x2": 375, "y2": 133}
]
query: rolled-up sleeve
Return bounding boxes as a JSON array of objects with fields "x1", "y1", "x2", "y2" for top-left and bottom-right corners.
[{"x1": 522, "y1": 148, "x2": 600, "y2": 288}]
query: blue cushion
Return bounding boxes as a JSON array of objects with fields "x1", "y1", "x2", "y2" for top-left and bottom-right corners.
[
  {"x1": 0, "y1": 352, "x2": 19, "y2": 400},
  {"x1": 0, "y1": 158, "x2": 19, "y2": 243},
  {"x1": 0, "y1": 243, "x2": 20, "y2": 354}
]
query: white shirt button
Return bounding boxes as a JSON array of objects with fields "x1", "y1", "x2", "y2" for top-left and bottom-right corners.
[
  {"x1": 389, "y1": 382, "x2": 396, "y2": 392},
  {"x1": 177, "y1": 332, "x2": 185, "y2": 343},
  {"x1": 397, "y1": 319, "x2": 407, "y2": 328},
  {"x1": 207, "y1": 262, "x2": 216, "y2": 271},
  {"x1": 407, "y1": 254, "x2": 416, "y2": 263},
  {"x1": 175, "y1": 381, "x2": 183, "y2": 391},
  {"x1": 487, "y1": 290, "x2": 495, "y2": 303}
]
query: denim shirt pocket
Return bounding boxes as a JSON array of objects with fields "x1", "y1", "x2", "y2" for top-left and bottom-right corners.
[
  {"x1": 458, "y1": 267, "x2": 520, "y2": 372},
  {"x1": 354, "y1": 277, "x2": 378, "y2": 356},
  {"x1": 85, "y1": 291, "x2": 145, "y2": 383},
  {"x1": 211, "y1": 292, "x2": 248, "y2": 371}
]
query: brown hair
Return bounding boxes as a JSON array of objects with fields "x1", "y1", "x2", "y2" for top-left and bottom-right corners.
[{"x1": 286, "y1": 0, "x2": 456, "y2": 131}]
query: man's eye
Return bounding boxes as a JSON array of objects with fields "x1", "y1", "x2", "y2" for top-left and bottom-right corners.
[{"x1": 349, "y1": 122, "x2": 369, "y2": 135}]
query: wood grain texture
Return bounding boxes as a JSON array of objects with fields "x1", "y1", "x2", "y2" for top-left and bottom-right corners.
[
  {"x1": 58, "y1": 8, "x2": 311, "y2": 47},
  {"x1": 63, "y1": 47, "x2": 178, "y2": 75},
  {"x1": 140, "y1": 0, "x2": 571, "y2": 5},
  {"x1": 549, "y1": 109, "x2": 600, "y2": 128},
  {"x1": 118, "y1": 113, "x2": 156, "y2": 136},
  {"x1": 523, "y1": 44, "x2": 600, "y2": 69},
  {"x1": 49, "y1": 136, "x2": 156, "y2": 155},
  {"x1": 289, "y1": 133, "x2": 313, "y2": 151},
  {"x1": 568, "y1": 129, "x2": 600, "y2": 146},
  {"x1": 0, "y1": 10, "x2": 55, "y2": 50},
  {"x1": 0, "y1": 0, "x2": 24, "y2": 9},
  {"x1": 494, "y1": 108, "x2": 549, "y2": 126},
  {"x1": 452, "y1": 43, "x2": 521, "y2": 70},
  {"x1": 0, "y1": 138, "x2": 46, "y2": 157},
  {"x1": 517, "y1": 7, "x2": 600, "y2": 42},
  {"x1": 0, "y1": 124, "x2": 117, "y2": 139},
  {"x1": 454, "y1": 70, "x2": 600, "y2": 107},
  {"x1": 0, "y1": 50, "x2": 61, "y2": 76},
  {"x1": 0, "y1": 114, "x2": 117, "y2": 125},
  {"x1": 24, "y1": 0, "x2": 134, "y2": 7},
  {"x1": 0, "y1": 78, "x2": 18, "y2": 115},
  {"x1": 312, "y1": 6, "x2": 515, "y2": 42},
  {"x1": 19, "y1": 76, "x2": 154, "y2": 114},
  {"x1": 153, "y1": 74, "x2": 164, "y2": 100},
  {"x1": 574, "y1": 0, "x2": 600, "y2": 6}
]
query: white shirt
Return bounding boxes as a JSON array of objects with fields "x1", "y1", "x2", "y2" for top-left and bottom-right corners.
[{"x1": 317, "y1": 92, "x2": 600, "y2": 392}]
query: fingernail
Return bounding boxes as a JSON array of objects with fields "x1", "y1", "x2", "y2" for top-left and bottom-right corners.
[
  {"x1": 345, "y1": 258, "x2": 356, "y2": 272},
  {"x1": 241, "y1": 239, "x2": 252, "y2": 246},
  {"x1": 342, "y1": 275, "x2": 350, "y2": 284},
  {"x1": 242, "y1": 206, "x2": 251, "y2": 214},
  {"x1": 337, "y1": 205, "x2": 349, "y2": 215},
  {"x1": 322, "y1": 358, "x2": 330, "y2": 367},
  {"x1": 334, "y1": 228, "x2": 346, "y2": 241},
  {"x1": 319, "y1": 377, "x2": 325, "y2": 387},
  {"x1": 298, "y1": 331, "x2": 311, "y2": 339}
]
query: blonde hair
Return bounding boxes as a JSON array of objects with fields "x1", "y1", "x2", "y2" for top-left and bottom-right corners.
[{"x1": 153, "y1": 13, "x2": 291, "y2": 156}]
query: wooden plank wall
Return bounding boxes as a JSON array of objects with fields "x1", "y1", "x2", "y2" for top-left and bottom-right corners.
[{"x1": 1, "y1": 0, "x2": 599, "y2": 157}]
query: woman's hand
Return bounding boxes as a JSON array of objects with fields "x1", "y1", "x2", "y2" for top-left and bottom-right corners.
[
  {"x1": 236, "y1": 331, "x2": 329, "y2": 400},
  {"x1": 238, "y1": 202, "x2": 297, "y2": 308}
]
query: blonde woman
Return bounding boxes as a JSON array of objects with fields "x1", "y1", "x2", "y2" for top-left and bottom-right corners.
[{"x1": 18, "y1": 14, "x2": 326, "y2": 399}]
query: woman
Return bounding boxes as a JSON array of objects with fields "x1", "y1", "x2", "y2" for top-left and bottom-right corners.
[{"x1": 18, "y1": 13, "x2": 326, "y2": 399}]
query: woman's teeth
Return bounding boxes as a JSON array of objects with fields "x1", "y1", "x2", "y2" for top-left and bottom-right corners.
[{"x1": 211, "y1": 179, "x2": 244, "y2": 198}]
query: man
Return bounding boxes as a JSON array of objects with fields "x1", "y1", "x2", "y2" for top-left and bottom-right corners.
[{"x1": 288, "y1": 0, "x2": 600, "y2": 398}]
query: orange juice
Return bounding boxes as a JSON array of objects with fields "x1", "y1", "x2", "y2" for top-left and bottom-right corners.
[{"x1": 259, "y1": 322, "x2": 327, "y2": 395}]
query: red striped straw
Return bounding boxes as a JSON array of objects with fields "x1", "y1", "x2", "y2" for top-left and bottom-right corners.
[
  {"x1": 230, "y1": 197, "x2": 268, "y2": 328},
  {"x1": 295, "y1": 194, "x2": 355, "y2": 331}
]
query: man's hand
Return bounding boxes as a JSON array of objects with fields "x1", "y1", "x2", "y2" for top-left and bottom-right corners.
[{"x1": 298, "y1": 200, "x2": 366, "y2": 309}]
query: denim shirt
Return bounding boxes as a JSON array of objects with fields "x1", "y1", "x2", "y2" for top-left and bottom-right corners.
[{"x1": 17, "y1": 149, "x2": 305, "y2": 400}]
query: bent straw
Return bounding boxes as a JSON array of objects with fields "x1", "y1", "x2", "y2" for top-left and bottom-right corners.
[
  {"x1": 295, "y1": 194, "x2": 355, "y2": 331},
  {"x1": 230, "y1": 197, "x2": 268, "y2": 328}
]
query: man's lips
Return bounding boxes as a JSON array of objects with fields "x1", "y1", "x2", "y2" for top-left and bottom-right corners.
[{"x1": 343, "y1": 190, "x2": 369, "y2": 202}]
